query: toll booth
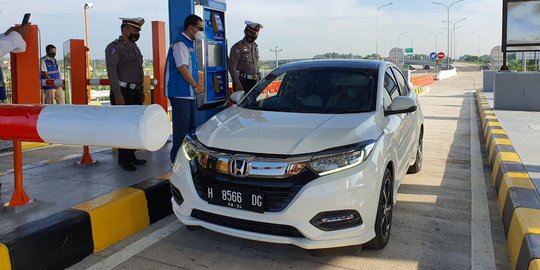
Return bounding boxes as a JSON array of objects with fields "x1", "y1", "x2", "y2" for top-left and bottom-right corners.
[
  {"x1": 169, "y1": 0, "x2": 228, "y2": 126},
  {"x1": 63, "y1": 39, "x2": 88, "y2": 104}
]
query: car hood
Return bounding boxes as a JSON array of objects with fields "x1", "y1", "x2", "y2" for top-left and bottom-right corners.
[{"x1": 195, "y1": 107, "x2": 382, "y2": 155}]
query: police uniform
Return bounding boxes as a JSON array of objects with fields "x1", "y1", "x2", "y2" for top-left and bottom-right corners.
[
  {"x1": 105, "y1": 17, "x2": 146, "y2": 171},
  {"x1": 229, "y1": 21, "x2": 263, "y2": 91}
]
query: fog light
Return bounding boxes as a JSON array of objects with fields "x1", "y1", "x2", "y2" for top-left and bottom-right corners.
[
  {"x1": 171, "y1": 184, "x2": 184, "y2": 206},
  {"x1": 310, "y1": 210, "x2": 362, "y2": 231}
]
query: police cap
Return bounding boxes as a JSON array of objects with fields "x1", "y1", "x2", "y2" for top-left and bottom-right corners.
[
  {"x1": 120, "y1": 17, "x2": 145, "y2": 29},
  {"x1": 244, "y1": 20, "x2": 263, "y2": 31}
]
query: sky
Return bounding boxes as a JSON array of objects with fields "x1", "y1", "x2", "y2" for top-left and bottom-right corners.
[{"x1": 1, "y1": 0, "x2": 502, "y2": 61}]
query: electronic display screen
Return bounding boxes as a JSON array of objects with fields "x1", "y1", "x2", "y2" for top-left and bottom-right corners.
[
  {"x1": 207, "y1": 44, "x2": 224, "y2": 67},
  {"x1": 504, "y1": 0, "x2": 540, "y2": 51}
]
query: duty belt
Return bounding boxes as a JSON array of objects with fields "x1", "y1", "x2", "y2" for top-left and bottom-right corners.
[
  {"x1": 240, "y1": 73, "x2": 259, "y2": 80},
  {"x1": 119, "y1": 81, "x2": 142, "y2": 90}
]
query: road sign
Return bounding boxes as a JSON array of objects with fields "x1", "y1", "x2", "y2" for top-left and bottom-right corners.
[
  {"x1": 437, "y1": 52, "x2": 446, "y2": 59},
  {"x1": 405, "y1": 48, "x2": 413, "y2": 54},
  {"x1": 389, "y1": 47, "x2": 404, "y2": 65},
  {"x1": 429, "y1": 52, "x2": 437, "y2": 60},
  {"x1": 435, "y1": 60, "x2": 440, "y2": 65}
]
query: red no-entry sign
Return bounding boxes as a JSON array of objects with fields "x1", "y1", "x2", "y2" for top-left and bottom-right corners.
[{"x1": 438, "y1": 52, "x2": 446, "y2": 59}]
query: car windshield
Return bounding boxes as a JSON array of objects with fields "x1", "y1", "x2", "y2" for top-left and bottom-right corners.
[{"x1": 238, "y1": 68, "x2": 377, "y2": 114}]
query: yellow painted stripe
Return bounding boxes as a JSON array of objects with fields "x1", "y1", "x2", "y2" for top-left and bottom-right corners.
[
  {"x1": 484, "y1": 121, "x2": 502, "y2": 135},
  {"x1": 485, "y1": 128, "x2": 507, "y2": 146},
  {"x1": 0, "y1": 243, "x2": 11, "y2": 270},
  {"x1": 156, "y1": 172, "x2": 171, "y2": 180},
  {"x1": 484, "y1": 115, "x2": 497, "y2": 120},
  {"x1": 529, "y1": 259, "x2": 540, "y2": 270},
  {"x1": 498, "y1": 172, "x2": 535, "y2": 216},
  {"x1": 74, "y1": 187, "x2": 150, "y2": 252},
  {"x1": 489, "y1": 138, "x2": 513, "y2": 163},
  {"x1": 21, "y1": 142, "x2": 50, "y2": 150},
  {"x1": 492, "y1": 152, "x2": 522, "y2": 183},
  {"x1": 508, "y1": 208, "x2": 540, "y2": 270}
]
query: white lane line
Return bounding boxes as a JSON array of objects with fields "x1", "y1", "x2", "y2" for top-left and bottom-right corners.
[
  {"x1": 470, "y1": 92, "x2": 496, "y2": 270},
  {"x1": 86, "y1": 221, "x2": 182, "y2": 270}
]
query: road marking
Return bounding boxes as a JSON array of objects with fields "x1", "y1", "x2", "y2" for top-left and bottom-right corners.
[
  {"x1": 86, "y1": 220, "x2": 182, "y2": 270},
  {"x1": 470, "y1": 92, "x2": 496, "y2": 270}
]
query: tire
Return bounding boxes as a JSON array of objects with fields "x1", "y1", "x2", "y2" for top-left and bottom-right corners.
[
  {"x1": 364, "y1": 167, "x2": 393, "y2": 250},
  {"x1": 407, "y1": 130, "x2": 423, "y2": 174}
]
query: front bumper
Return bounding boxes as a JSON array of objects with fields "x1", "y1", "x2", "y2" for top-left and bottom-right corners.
[{"x1": 170, "y1": 151, "x2": 383, "y2": 250}]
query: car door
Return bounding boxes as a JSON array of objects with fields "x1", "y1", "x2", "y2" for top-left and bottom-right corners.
[
  {"x1": 383, "y1": 68, "x2": 408, "y2": 182},
  {"x1": 391, "y1": 67, "x2": 417, "y2": 170}
]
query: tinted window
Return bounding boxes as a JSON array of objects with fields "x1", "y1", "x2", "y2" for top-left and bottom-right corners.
[
  {"x1": 391, "y1": 67, "x2": 410, "y2": 96},
  {"x1": 239, "y1": 68, "x2": 377, "y2": 114},
  {"x1": 384, "y1": 69, "x2": 399, "y2": 100}
]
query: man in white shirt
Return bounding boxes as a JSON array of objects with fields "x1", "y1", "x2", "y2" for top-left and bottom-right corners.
[{"x1": 0, "y1": 24, "x2": 28, "y2": 56}]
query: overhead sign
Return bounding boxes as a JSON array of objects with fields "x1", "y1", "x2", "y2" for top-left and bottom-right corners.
[
  {"x1": 437, "y1": 52, "x2": 446, "y2": 59},
  {"x1": 405, "y1": 48, "x2": 414, "y2": 54},
  {"x1": 429, "y1": 52, "x2": 438, "y2": 60}
]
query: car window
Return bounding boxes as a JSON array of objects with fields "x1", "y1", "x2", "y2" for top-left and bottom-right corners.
[
  {"x1": 239, "y1": 68, "x2": 377, "y2": 114},
  {"x1": 391, "y1": 67, "x2": 410, "y2": 96},
  {"x1": 384, "y1": 69, "x2": 399, "y2": 100}
]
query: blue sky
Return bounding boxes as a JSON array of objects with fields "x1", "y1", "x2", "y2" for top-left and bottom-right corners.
[{"x1": 1, "y1": 0, "x2": 501, "y2": 60}]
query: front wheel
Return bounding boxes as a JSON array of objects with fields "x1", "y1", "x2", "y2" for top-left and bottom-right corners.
[
  {"x1": 407, "y1": 130, "x2": 423, "y2": 174},
  {"x1": 364, "y1": 167, "x2": 393, "y2": 250}
]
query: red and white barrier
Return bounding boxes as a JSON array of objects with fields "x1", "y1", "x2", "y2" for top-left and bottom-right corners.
[
  {"x1": 0, "y1": 104, "x2": 169, "y2": 151},
  {"x1": 41, "y1": 79, "x2": 65, "y2": 87}
]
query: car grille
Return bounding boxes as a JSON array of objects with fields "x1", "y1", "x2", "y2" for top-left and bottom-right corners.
[
  {"x1": 190, "y1": 161, "x2": 317, "y2": 212},
  {"x1": 191, "y1": 209, "x2": 304, "y2": 238}
]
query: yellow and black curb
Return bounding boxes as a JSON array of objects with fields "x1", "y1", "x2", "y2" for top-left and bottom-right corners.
[
  {"x1": 476, "y1": 90, "x2": 540, "y2": 270},
  {"x1": 0, "y1": 173, "x2": 172, "y2": 270}
]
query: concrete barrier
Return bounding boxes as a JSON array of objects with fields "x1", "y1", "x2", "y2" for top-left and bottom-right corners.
[
  {"x1": 482, "y1": 70, "x2": 497, "y2": 92},
  {"x1": 437, "y1": 68, "x2": 457, "y2": 80},
  {"x1": 476, "y1": 90, "x2": 540, "y2": 270},
  {"x1": 494, "y1": 72, "x2": 540, "y2": 111},
  {"x1": 0, "y1": 174, "x2": 172, "y2": 269}
]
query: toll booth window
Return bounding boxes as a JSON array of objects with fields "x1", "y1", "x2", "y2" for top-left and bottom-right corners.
[{"x1": 208, "y1": 44, "x2": 223, "y2": 67}]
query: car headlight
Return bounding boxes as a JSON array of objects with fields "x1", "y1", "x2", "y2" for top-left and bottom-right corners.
[
  {"x1": 308, "y1": 141, "x2": 376, "y2": 176},
  {"x1": 181, "y1": 136, "x2": 198, "y2": 161}
]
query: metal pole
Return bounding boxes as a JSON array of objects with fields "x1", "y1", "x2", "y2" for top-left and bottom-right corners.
[
  {"x1": 270, "y1": 46, "x2": 282, "y2": 68},
  {"x1": 84, "y1": 3, "x2": 93, "y2": 104},
  {"x1": 376, "y1": 3, "x2": 393, "y2": 61},
  {"x1": 432, "y1": 1, "x2": 463, "y2": 70}
]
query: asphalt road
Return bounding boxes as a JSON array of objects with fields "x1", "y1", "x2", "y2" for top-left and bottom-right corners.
[{"x1": 69, "y1": 70, "x2": 511, "y2": 270}]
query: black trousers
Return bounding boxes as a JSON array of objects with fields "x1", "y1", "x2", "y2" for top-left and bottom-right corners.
[
  {"x1": 110, "y1": 86, "x2": 144, "y2": 164},
  {"x1": 234, "y1": 78, "x2": 258, "y2": 92}
]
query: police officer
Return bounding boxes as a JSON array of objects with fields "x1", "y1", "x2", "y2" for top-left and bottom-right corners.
[
  {"x1": 229, "y1": 21, "x2": 263, "y2": 92},
  {"x1": 105, "y1": 17, "x2": 147, "y2": 171}
]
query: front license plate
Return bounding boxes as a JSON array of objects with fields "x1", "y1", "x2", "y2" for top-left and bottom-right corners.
[{"x1": 206, "y1": 186, "x2": 264, "y2": 213}]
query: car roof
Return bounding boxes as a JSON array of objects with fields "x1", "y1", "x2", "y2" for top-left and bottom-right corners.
[{"x1": 272, "y1": 59, "x2": 389, "y2": 73}]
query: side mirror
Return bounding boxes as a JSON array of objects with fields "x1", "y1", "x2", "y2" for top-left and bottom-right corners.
[
  {"x1": 230, "y1": 91, "x2": 246, "y2": 104},
  {"x1": 385, "y1": 96, "x2": 417, "y2": 116}
]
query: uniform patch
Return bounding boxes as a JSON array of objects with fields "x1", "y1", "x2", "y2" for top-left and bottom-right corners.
[{"x1": 109, "y1": 48, "x2": 117, "y2": 54}]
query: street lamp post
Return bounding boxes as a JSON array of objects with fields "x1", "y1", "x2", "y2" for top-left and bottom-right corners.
[
  {"x1": 270, "y1": 46, "x2": 283, "y2": 68},
  {"x1": 432, "y1": 0, "x2": 464, "y2": 70},
  {"x1": 84, "y1": 2, "x2": 93, "y2": 104},
  {"x1": 443, "y1": 18, "x2": 466, "y2": 65},
  {"x1": 397, "y1": 32, "x2": 407, "y2": 67},
  {"x1": 376, "y1": 2, "x2": 393, "y2": 61},
  {"x1": 472, "y1": 31, "x2": 480, "y2": 62},
  {"x1": 428, "y1": 32, "x2": 443, "y2": 53}
]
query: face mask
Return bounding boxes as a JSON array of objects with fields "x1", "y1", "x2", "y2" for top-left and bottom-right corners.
[
  {"x1": 47, "y1": 53, "x2": 56, "y2": 58},
  {"x1": 128, "y1": 32, "x2": 140, "y2": 42},
  {"x1": 195, "y1": 30, "x2": 204, "y2": 41}
]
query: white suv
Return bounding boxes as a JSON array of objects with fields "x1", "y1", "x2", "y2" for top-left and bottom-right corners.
[{"x1": 171, "y1": 60, "x2": 424, "y2": 250}]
